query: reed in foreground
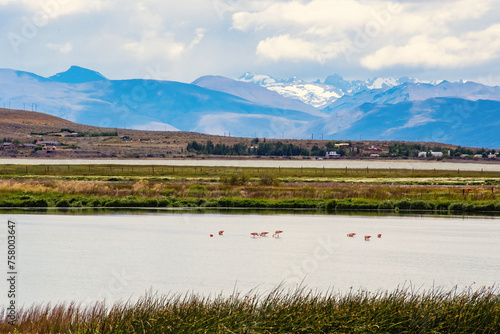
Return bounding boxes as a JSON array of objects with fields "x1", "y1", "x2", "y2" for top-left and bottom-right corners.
[{"x1": 1, "y1": 286, "x2": 499, "y2": 333}]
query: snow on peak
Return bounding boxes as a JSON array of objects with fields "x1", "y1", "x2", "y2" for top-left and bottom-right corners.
[{"x1": 238, "y1": 72, "x2": 343, "y2": 108}]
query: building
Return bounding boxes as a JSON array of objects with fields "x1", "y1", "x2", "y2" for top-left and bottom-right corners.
[
  {"x1": 42, "y1": 145, "x2": 58, "y2": 151},
  {"x1": 37, "y1": 141, "x2": 59, "y2": 146},
  {"x1": 17, "y1": 144, "x2": 36, "y2": 149},
  {"x1": 418, "y1": 152, "x2": 427, "y2": 158},
  {"x1": 473, "y1": 154, "x2": 483, "y2": 158},
  {"x1": 488, "y1": 153, "x2": 497, "y2": 158},
  {"x1": 325, "y1": 151, "x2": 341, "y2": 158},
  {"x1": 364, "y1": 145, "x2": 382, "y2": 152},
  {"x1": 430, "y1": 150, "x2": 443, "y2": 157},
  {"x1": 370, "y1": 154, "x2": 380, "y2": 157},
  {"x1": 1, "y1": 142, "x2": 16, "y2": 149},
  {"x1": 334, "y1": 143, "x2": 350, "y2": 148}
]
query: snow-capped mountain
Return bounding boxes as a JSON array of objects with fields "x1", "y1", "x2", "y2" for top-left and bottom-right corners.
[
  {"x1": 1, "y1": 66, "x2": 499, "y2": 147},
  {"x1": 322, "y1": 80, "x2": 500, "y2": 114},
  {"x1": 238, "y1": 72, "x2": 433, "y2": 108},
  {"x1": 192, "y1": 75, "x2": 323, "y2": 116},
  {"x1": 238, "y1": 72, "x2": 343, "y2": 108}
]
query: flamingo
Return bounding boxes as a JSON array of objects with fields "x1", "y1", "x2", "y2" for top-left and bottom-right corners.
[
  {"x1": 347, "y1": 233, "x2": 356, "y2": 237},
  {"x1": 218, "y1": 230, "x2": 224, "y2": 236},
  {"x1": 260, "y1": 231, "x2": 269, "y2": 237},
  {"x1": 377, "y1": 233, "x2": 382, "y2": 238},
  {"x1": 250, "y1": 232, "x2": 260, "y2": 238},
  {"x1": 364, "y1": 235, "x2": 371, "y2": 241},
  {"x1": 273, "y1": 230, "x2": 283, "y2": 238}
]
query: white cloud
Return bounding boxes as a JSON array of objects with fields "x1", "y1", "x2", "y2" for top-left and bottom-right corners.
[
  {"x1": 123, "y1": 33, "x2": 186, "y2": 60},
  {"x1": 123, "y1": 27, "x2": 207, "y2": 61},
  {"x1": 361, "y1": 24, "x2": 500, "y2": 69},
  {"x1": 256, "y1": 34, "x2": 344, "y2": 62},
  {"x1": 1, "y1": 0, "x2": 500, "y2": 83},
  {"x1": 0, "y1": 0, "x2": 106, "y2": 18},
  {"x1": 46, "y1": 42, "x2": 73, "y2": 54},
  {"x1": 233, "y1": 0, "x2": 497, "y2": 66},
  {"x1": 188, "y1": 28, "x2": 207, "y2": 50}
]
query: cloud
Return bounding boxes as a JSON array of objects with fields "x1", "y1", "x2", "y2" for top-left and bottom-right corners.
[
  {"x1": 0, "y1": 0, "x2": 106, "y2": 18},
  {"x1": 361, "y1": 24, "x2": 500, "y2": 69},
  {"x1": 256, "y1": 34, "x2": 344, "y2": 62},
  {"x1": 123, "y1": 33, "x2": 186, "y2": 60},
  {"x1": 1, "y1": 0, "x2": 500, "y2": 83},
  {"x1": 233, "y1": 0, "x2": 497, "y2": 67},
  {"x1": 46, "y1": 42, "x2": 73, "y2": 54}
]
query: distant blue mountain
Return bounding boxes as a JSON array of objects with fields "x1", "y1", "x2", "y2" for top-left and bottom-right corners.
[
  {"x1": 289, "y1": 98, "x2": 500, "y2": 147},
  {"x1": 48, "y1": 66, "x2": 107, "y2": 84},
  {"x1": 0, "y1": 67, "x2": 318, "y2": 138},
  {"x1": 1, "y1": 66, "x2": 499, "y2": 147}
]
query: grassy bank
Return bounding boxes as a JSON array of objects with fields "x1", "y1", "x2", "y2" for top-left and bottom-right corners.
[
  {"x1": 1, "y1": 176, "x2": 499, "y2": 214},
  {"x1": 1, "y1": 163, "x2": 500, "y2": 181},
  {"x1": 2, "y1": 287, "x2": 499, "y2": 333},
  {"x1": 1, "y1": 191, "x2": 500, "y2": 214}
]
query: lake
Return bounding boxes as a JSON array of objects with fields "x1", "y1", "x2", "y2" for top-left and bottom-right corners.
[
  {"x1": 1, "y1": 158, "x2": 500, "y2": 171},
  {"x1": 1, "y1": 212, "x2": 499, "y2": 307}
]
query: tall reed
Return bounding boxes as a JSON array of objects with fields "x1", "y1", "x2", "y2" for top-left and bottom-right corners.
[{"x1": 1, "y1": 286, "x2": 498, "y2": 333}]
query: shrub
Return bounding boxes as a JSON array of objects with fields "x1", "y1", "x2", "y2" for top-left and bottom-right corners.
[
  {"x1": 378, "y1": 201, "x2": 394, "y2": 210},
  {"x1": 55, "y1": 199, "x2": 71, "y2": 207},
  {"x1": 259, "y1": 174, "x2": 280, "y2": 186},
  {"x1": 394, "y1": 200, "x2": 412, "y2": 210},
  {"x1": 220, "y1": 173, "x2": 250, "y2": 185},
  {"x1": 449, "y1": 202, "x2": 464, "y2": 213},
  {"x1": 410, "y1": 201, "x2": 433, "y2": 211},
  {"x1": 325, "y1": 200, "x2": 337, "y2": 212}
]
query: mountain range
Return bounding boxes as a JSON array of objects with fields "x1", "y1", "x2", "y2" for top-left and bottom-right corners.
[{"x1": 0, "y1": 66, "x2": 499, "y2": 147}]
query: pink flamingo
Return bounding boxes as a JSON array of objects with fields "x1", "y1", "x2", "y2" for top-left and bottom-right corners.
[
  {"x1": 347, "y1": 233, "x2": 356, "y2": 237},
  {"x1": 218, "y1": 230, "x2": 224, "y2": 235},
  {"x1": 364, "y1": 235, "x2": 371, "y2": 241},
  {"x1": 377, "y1": 233, "x2": 382, "y2": 238},
  {"x1": 250, "y1": 232, "x2": 260, "y2": 238},
  {"x1": 260, "y1": 231, "x2": 269, "y2": 237},
  {"x1": 273, "y1": 230, "x2": 283, "y2": 238}
]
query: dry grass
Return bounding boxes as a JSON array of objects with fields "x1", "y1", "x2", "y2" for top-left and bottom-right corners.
[
  {"x1": 1, "y1": 286, "x2": 499, "y2": 333},
  {"x1": 0, "y1": 178, "x2": 498, "y2": 203}
]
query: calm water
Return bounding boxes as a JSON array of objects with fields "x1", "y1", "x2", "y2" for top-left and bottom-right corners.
[
  {"x1": 1, "y1": 212, "x2": 499, "y2": 307},
  {"x1": 1, "y1": 158, "x2": 499, "y2": 171}
]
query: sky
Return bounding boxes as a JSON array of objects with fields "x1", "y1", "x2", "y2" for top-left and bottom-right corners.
[{"x1": 1, "y1": 0, "x2": 500, "y2": 85}]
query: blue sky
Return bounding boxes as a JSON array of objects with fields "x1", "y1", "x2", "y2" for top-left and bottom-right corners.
[{"x1": 1, "y1": 0, "x2": 500, "y2": 85}]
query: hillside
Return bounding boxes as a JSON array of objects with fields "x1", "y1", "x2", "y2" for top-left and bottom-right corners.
[{"x1": 2, "y1": 109, "x2": 494, "y2": 160}]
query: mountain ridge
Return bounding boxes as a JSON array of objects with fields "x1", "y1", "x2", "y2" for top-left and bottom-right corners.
[{"x1": 0, "y1": 66, "x2": 499, "y2": 147}]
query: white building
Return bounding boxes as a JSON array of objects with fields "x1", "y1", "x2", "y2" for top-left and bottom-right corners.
[
  {"x1": 418, "y1": 152, "x2": 427, "y2": 158},
  {"x1": 430, "y1": 150, "x2": 443, "y2": 157},
  {"x1": 325, "y1": 151, "x2": 341, "y2": 158}
]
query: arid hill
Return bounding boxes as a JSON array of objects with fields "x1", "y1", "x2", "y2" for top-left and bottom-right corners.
[{"x1": 1, "y1": 108, "x2": 480, "y2": 160}]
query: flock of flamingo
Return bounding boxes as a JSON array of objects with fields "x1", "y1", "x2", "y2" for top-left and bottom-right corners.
[
  {"x1": 209, "y1": 230, "x2": 380, "y2": 240},
  {"x1": 347, "y1": 232, "x2": 382, "y2": 240},
  {"x1": 209, "y1": 230, "x2": 284, "y2": 238}
]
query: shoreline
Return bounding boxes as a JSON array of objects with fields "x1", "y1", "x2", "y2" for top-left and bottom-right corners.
[{"x1": 1, "y1": 158, "x2": 500, "y2": 171}]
